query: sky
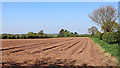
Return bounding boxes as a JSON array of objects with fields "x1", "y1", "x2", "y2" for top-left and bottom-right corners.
[{"x1": 2, "y1": 2, "x2": 118, "y2": 34}]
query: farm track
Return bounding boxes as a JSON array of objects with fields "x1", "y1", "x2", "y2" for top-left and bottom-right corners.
[{"x1": 1, "y1": 37, "x2": 118, "y2": 67}]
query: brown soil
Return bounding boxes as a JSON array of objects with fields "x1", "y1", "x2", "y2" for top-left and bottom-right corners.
[{"x1": 1, "y1": 37, "x2": 118, "y2": 68}]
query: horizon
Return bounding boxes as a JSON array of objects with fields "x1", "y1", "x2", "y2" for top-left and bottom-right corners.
[{"x1": 2, "y1": 2, "x2": 118, "y2": 34}]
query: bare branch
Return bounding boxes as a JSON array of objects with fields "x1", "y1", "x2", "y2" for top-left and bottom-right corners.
[{"x1": 88, "y1": 5, "x2": 118, "y2": 32}]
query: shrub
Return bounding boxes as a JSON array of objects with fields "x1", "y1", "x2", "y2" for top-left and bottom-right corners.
[
  {"x1": 47, "y1": 34, "x2": 55, "y2": 38},
  {"x1": 100, "y1": 33, "x2": 104, "y2": 40},
  {"x1": 116, "y1": 30, "x2": 120, "y2": 45},
  {"x1": 8, "y1": 34, "x2": 15, "y2": 39},
  {"x1": 41, "y1": 34, "x2": 47, "y2": 38},
  {"x1": 15, "y1": 34, "x2": 20, "y2": 39},
  {"x1": 94, "y1": 31, "x2": 101, "y2": 39},
  {"x1": 118, "y1": 29, "x2": 120, "y2": 44},
  {"x1": 21, "y1": 34, "x2": 27, "y2": 39},
  {"x1": 0, "y1": 35, "x2": 1, "y2": 39},
  {"x1": 2, "y1": 34, "x2": 8, "y2": 39},
  {"x1": 79, "y1": 34, "x2": 90, "y2": 37},
  {"x1": 102, "y1": 32, "x2": 118, "y2": 44},
  {"x1": 27, "y1": 36, "x2": 35, "y2": 39}
]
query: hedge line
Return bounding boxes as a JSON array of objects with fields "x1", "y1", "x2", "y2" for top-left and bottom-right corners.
[
  {"x1": 94, "y1": 31, "x2": 120, "y2": 45},
  {"x1": 1, "y1": 34, "x2": 56, "y2": 39}
]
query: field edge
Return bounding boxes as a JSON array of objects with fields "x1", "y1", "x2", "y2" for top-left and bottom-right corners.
[{"x1": 91, "y1": 37, "x2": 118, "y2": 65}]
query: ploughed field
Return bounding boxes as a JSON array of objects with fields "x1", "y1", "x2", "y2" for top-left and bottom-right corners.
[{"x1": 1, "y1": 37, "x2": 118, "y2": 67}]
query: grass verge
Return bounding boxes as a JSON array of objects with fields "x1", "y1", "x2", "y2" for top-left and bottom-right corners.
[
  {"x1": 92, "y1": 37, "x2": 120, "y2": 67},
  {"x1": 91, "y1": 37, "x2": 119, "y2": 59}
]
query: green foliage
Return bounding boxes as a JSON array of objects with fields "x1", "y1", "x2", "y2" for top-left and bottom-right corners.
[
  {"x1": 74, "y1": 32, "x2": 79, "y2": 37},
  {"x1": 37, "y1": 30, "x2": 44, "y2": 36},
  {"x1": 100, "y1": 33, "x2": 104, "y2": 40},
  {"x1": 101, "y1": 22, "x2": 119, "y2": 32},
  {"x1": 102, "y1": 32, "x2": 118, "y2": 44},
  {"x1": 26, "y1": 32, "x2": 36, "y2": 39},
  {"x1": 70, "y1": 32, "x2": 75, "y2": 37},
  {"x1": 94, "y1": 31, "x2": 101, "y2": 39},
  {"x1": 0, "y1": 35, "x2": 2, "y2": 39},
  {"x1": 27, "y1": 32, "x2": 34, "y2": 36},
  {"x1": 41, "y1": 34, "x2": 47, "y2": 38},
  {"x1": 116, "y1": 30, "x2": 120, "y2": 45},
  {"x1": 79, "y1": 34, "x2": 90, "y2": 37},
  {"x1": 2, "y1": 29, "x2": 80, "y2": 39},
  {"x1": 64, "y1": 31, "x2": 70, "y2": 37},
  {"x1": 15, "y1": 34, "x2": 20, "y2": 39},
  {"x1": 58, "y1": 29, "x2": 80, "y2": 37},
  {"x1": 21, "y1": 34, "x2": 27, "y2": 39},
  {"x1": 59, "y1": 29, "x2": 65, "y2": 37},
  {"x1": 47, "y1": 34, "x2": 55, "y2": 38},
  {"x1": 2, "y1": 33, "x2": 8, "y2": 39},
  {"x1": 8, "y1": 34, "x2": 15, "y2": 39},
  {"x1": 94, "y1": 31, "x2": 101, "y2": 38}
]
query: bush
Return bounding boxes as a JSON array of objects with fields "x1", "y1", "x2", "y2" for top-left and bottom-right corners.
[
  {"x1": 100, "y1": 33, "x2": 104, "y2": 40},
  {"x1": 39, "y1": 34, "x2": 46, "y2": 38},
  {"x1": 15, "y1": 34, "x2": 20, "y2": 39},
  {"x1": 47, "y1": 34, "x2": 54, "y2": 38},
  {"x1": 94, "y1": 31, "x2": 101, "y2": 39},
  {"x1": 102, "y1": 32, "x2": 118, "y2": 44},
  {"x1": 116, "y1": 30, "x2": 120, "y2": 45},
  {"x1": 27, "y1": 35, "x2": 35, "y2": 39},
  {"x1": 8, "y1": 34, "x2": 15, "y2": 39},
  {"x1": 79, "y1": 34, "x2": 90, "y2": 37},
  {"x1": 0, "y1": 35, "x2": 2, "y2": 39},
  {"x1": 21, "y1": 34, "x2": 27, "y2": 39},
  {"x1": 2, "y1": 34, "x2": 8, "y2": 39}
]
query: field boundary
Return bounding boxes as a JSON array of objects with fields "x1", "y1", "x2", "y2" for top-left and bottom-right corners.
[{"x1": 91, "y1": 38, "x2": 118, "y2": 65}]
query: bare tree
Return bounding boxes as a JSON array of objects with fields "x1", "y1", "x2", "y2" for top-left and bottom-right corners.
[
  {"x1": 88, "y1": 28, "x2": 91, "y2": 35},
  {"x1": 88, "y1": 5, "x2": 118, "y2": 33},
  {"x1": 88, "y1": 26, "x2": 98, "y2": 35}
]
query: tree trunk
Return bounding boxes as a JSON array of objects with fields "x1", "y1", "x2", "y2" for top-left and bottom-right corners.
[{"x1": 104, "y1": 28, "x2": 109, "y2": 33}]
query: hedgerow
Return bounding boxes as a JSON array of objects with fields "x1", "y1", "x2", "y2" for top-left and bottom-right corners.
[{"x1": 102, "y1": 32, "x2": 118, "y2": 44}]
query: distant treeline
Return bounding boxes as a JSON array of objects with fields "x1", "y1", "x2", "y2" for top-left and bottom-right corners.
[
  {"x1": 0, "y1": 29, "x2": 90, "y2": 39},
  {"x1": 58, "y1": 29, "x2": 89, "y2": 37}
]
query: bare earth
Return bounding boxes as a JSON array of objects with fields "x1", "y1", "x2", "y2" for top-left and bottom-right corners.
[{"x1": 1, "y1": 37, "x2": 118, "y2": 67}]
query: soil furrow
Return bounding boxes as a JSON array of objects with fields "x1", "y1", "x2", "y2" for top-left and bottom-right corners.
[
  {"x1": 31, "y1": 39, "x2": 75, "y2": 54},
  {"x1": 70, "y1": 39, "x2": 86, "y2": 55},
  {"x1": 40, "y1": 39, "x2": 82, "y2": 57},
  {"x1": 4, "y1": 39, "x2": 72, "y2": 51},
  {"x1": 2, "y1": 37, "x2": 118, "y2": 67},
  {"x1": 1, "y1": 39, "x2": 73, "y2": 51},
  {"x1": 78, "y1": 39, "x2": 88, "y2": 53},
  {"x1": 61, "y1": 39, "x2": 81, "y2": 51}
]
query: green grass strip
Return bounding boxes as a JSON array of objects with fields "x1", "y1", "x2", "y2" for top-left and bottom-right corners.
[
  {"x1": 91, "y1": 37, "x2": 119, "y2": 59},
  {"x1": 92, "y1": 37, "x2": 120, "y2": 67}
]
